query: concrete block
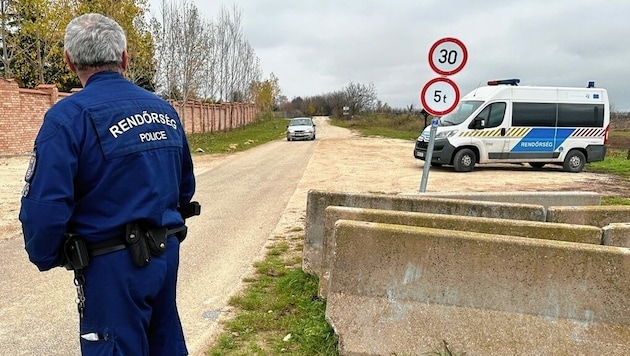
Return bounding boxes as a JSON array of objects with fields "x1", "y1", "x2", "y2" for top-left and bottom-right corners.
[
  {"x1": 417, "y1": 190, "x2": 601, "y2": 207},
  {"x1": 319, "y1": 206, "x2": 602, "y2": 298},
  {"x1": 327, "y1": 220, "x2": 630, "y2": 355},
  {"x1": 303, "y1": 190, "x2": 546, "y2": 275},
  {"x1": 602, "y1": 223, "x2": 630, "y2": 248},
  {"x1": 547, "y1": 205, "x2": 630, "y2": 227}
]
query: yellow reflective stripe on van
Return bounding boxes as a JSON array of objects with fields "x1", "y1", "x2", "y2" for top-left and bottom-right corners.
[
  {"x1": 506, "y1": 127, "x2": 530, "y2": 137},
  {"x1": 459, "y1": 129, "x2": 502, "y2": 137},
  {"x1": 458, "y1": 128, "x2": 531, "y2": 137}
]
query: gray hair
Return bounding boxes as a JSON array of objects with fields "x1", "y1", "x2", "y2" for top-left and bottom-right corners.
[{"x1": 64, "y1": 13, "x2": 127, "y2": 71}]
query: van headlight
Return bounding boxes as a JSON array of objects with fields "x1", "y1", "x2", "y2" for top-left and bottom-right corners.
[{"x1": 436, "y1": 130, "x2": 458, "y2": 139}]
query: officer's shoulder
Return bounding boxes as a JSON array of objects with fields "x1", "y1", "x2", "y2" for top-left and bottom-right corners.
[
  {"x1": 137, "y1": 86, "x2": 172, "y2": 104},
  {"x1": 46, "y1": 94, "x2": 84, "y2": 121}
]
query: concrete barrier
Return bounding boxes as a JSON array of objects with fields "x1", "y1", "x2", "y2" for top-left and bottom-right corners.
[
  {"x1": 418, "y1": 191, "x2": 601, "y2": 208},
  {"x1": 304, "y1": 190, "x2": 547, "y2": 275},
  {"x1": 319, "y1": 206, "x2": 603, "y2": 298},
  {"x1": 602, "y1": 223, "x2": 630, "y2": 248},
  {"x1": 547, "y1": 205, "x2": 630, "y2": 227},
  {"x1": 326, "y1": 220, "x2": 630, "y2": 355}
]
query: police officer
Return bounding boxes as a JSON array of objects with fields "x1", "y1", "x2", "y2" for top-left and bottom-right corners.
[{"x1": 19, "y1": 13, "x2": 195, "y2": 356}]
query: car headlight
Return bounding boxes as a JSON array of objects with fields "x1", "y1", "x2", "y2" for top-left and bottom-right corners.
[{"x1": 436, "y1": 130, "x2": 458, "y2": 139}]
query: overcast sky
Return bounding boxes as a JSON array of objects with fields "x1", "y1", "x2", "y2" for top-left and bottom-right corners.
[{"x1": 147, "y1": 0, "x2": 630, "y2": 111}]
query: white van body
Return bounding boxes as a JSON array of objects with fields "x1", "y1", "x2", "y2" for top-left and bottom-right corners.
[{"x1": 413, "y1": 80, "x2": 609, "y2": 172}]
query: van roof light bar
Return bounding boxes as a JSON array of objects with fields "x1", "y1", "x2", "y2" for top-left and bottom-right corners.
[{"x1": 487, "y1": 79, "x2": 520, "y2": 86}]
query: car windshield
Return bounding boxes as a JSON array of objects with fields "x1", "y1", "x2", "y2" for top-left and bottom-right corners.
[
  {"x1": 289, "y1": 118, "x2": 311, "y2": 126},
  {"x1": 439, "y1": 100, "x2": 483, "y2": 126}
]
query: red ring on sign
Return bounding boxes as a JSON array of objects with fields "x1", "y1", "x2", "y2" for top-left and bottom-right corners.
[
  {"x1": 428, "y1": 37, "x2": 468, "y2": 76},
  {"x1": 420, "y1": 77, "x2": 460, "y2": 117}
]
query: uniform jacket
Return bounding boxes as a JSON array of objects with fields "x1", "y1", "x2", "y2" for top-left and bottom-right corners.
[{"x1": 19, "y1": 71, "x2": 196, "y2": 271}]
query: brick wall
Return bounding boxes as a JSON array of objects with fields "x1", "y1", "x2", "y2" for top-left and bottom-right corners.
[
  {"x1": 0, "y1": 79, "x2": 67, "y2": 155},
  {"x1": 0, "y1": 78, "x2": 260, "y2": 156},
  {"x1": 169, "y1": 99, "x2": 259, "y2": 134}
]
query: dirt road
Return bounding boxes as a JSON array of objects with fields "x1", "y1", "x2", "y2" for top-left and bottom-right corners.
[{"x1": 0, "y1": 117, "x2": 627, "y2": 355}]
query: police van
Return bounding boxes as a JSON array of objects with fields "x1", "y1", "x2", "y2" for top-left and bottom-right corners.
[{"x1": 413, "y1": 79, "x2": 609, "y2": 172}]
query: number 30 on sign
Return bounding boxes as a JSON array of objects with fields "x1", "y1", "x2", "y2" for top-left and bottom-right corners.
[{"x1": 428, "y1": 37, "x2": 468, "y2": 76}]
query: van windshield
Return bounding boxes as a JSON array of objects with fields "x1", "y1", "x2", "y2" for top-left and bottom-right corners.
[{"x1": 439, "y1": 100, "x2": 483, "y2": 126}]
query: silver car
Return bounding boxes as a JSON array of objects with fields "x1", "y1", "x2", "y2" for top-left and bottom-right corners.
[{"x1": 286, "y1": 117, "x2": 316, "y2": 141}]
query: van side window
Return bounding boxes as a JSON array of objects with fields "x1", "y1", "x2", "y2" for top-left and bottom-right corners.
[
  {"x1": 486, "y1": 102, "x2": 506, "y2": 128},
  {"x1": 557, "y1": 104, "x2": 605, "y2": 127},
  {"x1": 513, "y1": 102, "x2": 605, "y2": 127},
  {"x1": 512, "y1": 103, "x2": 556, "y2": 127},
  {"x1": 474, "y1": 102, "x2": 506, "y2": 128}
]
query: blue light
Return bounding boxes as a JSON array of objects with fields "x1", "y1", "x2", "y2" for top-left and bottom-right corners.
[{"x1": 487, "y1": 79, "x2": 520, "y2": 86}]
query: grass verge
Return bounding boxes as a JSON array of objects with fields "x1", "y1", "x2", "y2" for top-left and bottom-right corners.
[
  {"x1": 206, "y1": 241, "x2": 338, "y2": 355},
  {"x1": 187, "y1": 113, "x2": 288, "y2": 155},
  {"x1": 330, "y1": 114, "x2": 424, "y2": 141}
]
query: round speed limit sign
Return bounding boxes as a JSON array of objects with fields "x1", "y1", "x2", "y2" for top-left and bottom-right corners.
[
  {"x1": 428, "y1": 37, "x2": 468, "y2": 76},
  {"x1": 420, "y1": 77, "x2": 460, "y2": 116}
]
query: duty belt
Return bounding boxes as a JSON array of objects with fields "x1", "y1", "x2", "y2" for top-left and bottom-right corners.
[{"x1": 87, "y1": 225, "x2": 187, "y2": 257}]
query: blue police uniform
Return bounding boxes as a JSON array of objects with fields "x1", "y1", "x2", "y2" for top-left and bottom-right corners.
[{"x1": 19, "y1": 71, "x2": 195, "y2": 355}]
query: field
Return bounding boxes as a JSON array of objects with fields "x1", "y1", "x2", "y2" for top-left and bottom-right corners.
[{"x1": 608, "y1": 130, "x2": 630, "y2": 150}]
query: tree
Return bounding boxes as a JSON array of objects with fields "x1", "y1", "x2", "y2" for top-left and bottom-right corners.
[
  {"x1": 343, "y1": 81, "x2": 377, "y2": 116},
  {"x1": 250, "y1": 72, "x2": 280, "y2": 113},
  {"x1": 126, "y1": 2, "x2": 156, "y2": 91},
  {"x1": 0, "y1": 0, "x2": 19, "y2": 79},
  {"x1": 8, "y1": 0, "x2": 73, "y2": 88},
  {"x1": 152, "y1": 0, "x2": 208, "y2": 124},
  {"x1": 212, "y1": 4, "x2": 261, "y2": 103},
  {"x1": 5, "y1": 0, "x2": 154, "y2": 91},
  {"x1": 151, "y1": 1, "x2": 262, "y2": 105}
]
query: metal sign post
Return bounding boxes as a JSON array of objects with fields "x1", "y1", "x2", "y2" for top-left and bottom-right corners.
[{"x1": 419, "y1": 118, "x2": 440, "y2": 192}]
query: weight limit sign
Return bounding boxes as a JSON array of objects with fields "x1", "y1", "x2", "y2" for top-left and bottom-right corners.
[{"x1": 420, "y1": 77, "x2": 460, "y2": 116}]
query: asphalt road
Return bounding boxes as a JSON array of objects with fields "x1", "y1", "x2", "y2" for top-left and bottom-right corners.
[{"x1": 0, "y1": 130, "x2": 316, "y2": 355}]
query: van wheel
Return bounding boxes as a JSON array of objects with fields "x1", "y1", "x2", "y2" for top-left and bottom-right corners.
[
  {"x1": 563, "y1": 150, "x2": 586, "y2": 173},
  {"x1": 453, "y1": 148, "x2": 476, "y2": 172},
  {"x1": 529, "y1": 162, "x2": 546, "y2": 169}
]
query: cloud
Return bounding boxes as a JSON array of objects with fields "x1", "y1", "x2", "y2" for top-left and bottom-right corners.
[{"x1": 149, "y1": 0, "x2": 630, "y2": 110}]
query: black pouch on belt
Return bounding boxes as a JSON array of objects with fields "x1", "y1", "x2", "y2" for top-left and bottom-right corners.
[
  {"x1": 146, "y1": 227, "x2": 168, "y2": 256},
  {"x1": 126, "y1": 222, "x2": 151, "y2": 267},
  {"x1": 62, "y1": 233, "x2": 90, "y2": 270}
]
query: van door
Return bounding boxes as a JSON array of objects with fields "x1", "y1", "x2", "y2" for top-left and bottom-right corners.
[
  {"x1": 508, "y1": 102, "x2": 558, "y2": 160},
  {"x1": 469, "y1": 102, "x2": 508, "y2": 160}
]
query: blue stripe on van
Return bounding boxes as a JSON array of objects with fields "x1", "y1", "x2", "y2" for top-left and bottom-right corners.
[
  {"x1": 511, "y1": 128, "x2": 575, "y2": 152},
  {"x1": 554, "y1": 129, "x2": 574, "y2": 149}
]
